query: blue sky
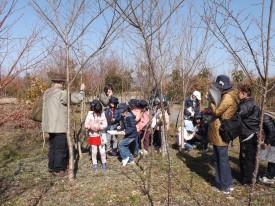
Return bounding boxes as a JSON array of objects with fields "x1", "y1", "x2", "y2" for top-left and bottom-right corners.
[{"x1": 5, "y1": 0, "x2": 275, "y2": 78}]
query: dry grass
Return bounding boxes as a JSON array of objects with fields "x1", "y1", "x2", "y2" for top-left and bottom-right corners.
[{"x1": 1, "y1": 127, "x2": 275, "y2": 206}]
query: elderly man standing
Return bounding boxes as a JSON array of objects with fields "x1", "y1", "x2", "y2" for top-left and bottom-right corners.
[{"x1": 42, "y1": 71, "x2": 85, "y2": 177}]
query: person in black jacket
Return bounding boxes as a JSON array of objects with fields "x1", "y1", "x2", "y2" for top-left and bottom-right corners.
[
  {"x1": 259, "y1": 113, "x2": 275, "y2": 183},
  {"x1": 184, "y1": 91, "x2": 201, "y2": 120},
  {"x1": 238, "y1": 84, "x2": 260, "y2": 185}
]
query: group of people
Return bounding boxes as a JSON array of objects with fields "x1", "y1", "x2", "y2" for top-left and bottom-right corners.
[
  {"x1": 176, "y1": 74, "x2": 275, "y2": 194},
  {"x1": 84, "y1": 83, "x2": 170, "y2": 171},
  {"x1": 41, "y1": 71, "x2": 275, "y2": 193},
  {"x1": 177, "y1": 90, "x2": 210, "y2": 151},
  {"x1": 203, "y1": 75, "x2": 274, "y2": 194}
]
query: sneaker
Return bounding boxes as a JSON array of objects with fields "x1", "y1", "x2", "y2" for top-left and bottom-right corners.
[
  {"x1": 139, "y1": 150, "x2": 143, "y2": 154},
  {"x1": 122, "y1": 157, "x2": 129, "y2": 166},
  {"x1": 228, "y1": 186, "x2": 234, "y2": 191},
  {"x1": 102, "y1": 163, "x2": 107, "y2": 170},
  {"x1": 259, "y1": 176, "x2": 275, "y2": 184},
  {"x1": 223, "y1": 189, "x2": 230, "y2": 195},
  {"x1": 127, "y1": 161, "x2": 136, "y2": 165},
  {"x1": 92, "y1": 164, "x2": 98, "y2": 172},
  {"x1": 143, "y1": 149, "x2": 148, "y2": 155}
]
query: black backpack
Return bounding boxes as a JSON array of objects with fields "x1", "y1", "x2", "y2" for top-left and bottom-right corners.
[{"x1": 219, "y1": 112, "x2": 243, "y2": 143}]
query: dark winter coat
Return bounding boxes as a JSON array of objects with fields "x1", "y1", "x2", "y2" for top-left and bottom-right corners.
[
  {"x1": 184, "y1": 96, "x2": 200, "y2": 119},
  {"x1": 263, "y1": 113, "x2": 275, "y2": 146},
  {"x1": 120, "y1": 112, "x2": 138, "y2": 139},
  {"x1": 238, "y1": 97, "x2": 260, "y2": 140}
]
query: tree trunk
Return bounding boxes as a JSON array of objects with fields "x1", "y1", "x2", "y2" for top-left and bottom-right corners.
[{"x1": 66, "y1": 44, "x2": 75, "y2": 181}]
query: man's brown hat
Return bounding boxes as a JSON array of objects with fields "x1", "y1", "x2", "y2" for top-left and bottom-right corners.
[{"x1": 47, "y1": 71, "x2": 66, "y2": 82}]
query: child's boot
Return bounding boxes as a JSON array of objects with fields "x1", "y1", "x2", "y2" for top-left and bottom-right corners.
[
  {"x1": 92, "y1": 164, "x2": 98, "y2": 172},
  {"x1": 102, "y1": 163, "x2": 107, "y2": 170}
]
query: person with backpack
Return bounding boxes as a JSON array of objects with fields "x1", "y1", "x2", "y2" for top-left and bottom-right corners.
[
  {"x1": 259, "y1": 112, "x2": 275, "y2": 184},
  {"x1": 85, "y1": 101, "x2": 108, "y2": 172},
  {"x1": 237, "y1": 84, "x2": 260, "y2": 185},
  {"x1": 207, "y1": 75, "x2": 238, "y2": 194},
  {"x1": 42, "y1": 71, "x2": 85, "y2": 177}
]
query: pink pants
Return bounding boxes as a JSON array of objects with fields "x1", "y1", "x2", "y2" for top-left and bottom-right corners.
[{"x1": 90, "y1": 145, "x2": 106, "y2": 165}]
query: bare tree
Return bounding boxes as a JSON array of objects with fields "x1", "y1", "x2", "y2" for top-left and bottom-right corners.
[
  {"x1": 32, "y1": 0, "x2": 122, "y2": 181},
  {"x1": 0, "y1": 0, "x2": 51, "y2": 94},
  {"x1": 110, "y1": 1, "x2": 185, "y2": 205},
  {"x1": 170, "y1": 3, "x2": 212, "y2": 150},
  {"x1": 203, "y1": 0, "x2": 275, "y2": 203}
]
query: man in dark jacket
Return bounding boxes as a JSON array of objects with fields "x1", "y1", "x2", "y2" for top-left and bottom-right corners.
[
  {"x1": 238, "y1": 85, "x2": 260, "y2": 185},
  {"x1": 259, "y1": 112, "x2": 275, "y2": 183}
]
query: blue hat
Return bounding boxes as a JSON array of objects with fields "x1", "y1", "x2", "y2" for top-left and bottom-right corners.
[
  {"x1": 213, "y1": 75, "x2": 233, "y2": 91},
  {"x1": 128, "y1": 99, "x2": 139, "y2": 107},
  {"x1": 109, "y1": 96, "x2": 119, "y2": 104},
  {"x1": 89, "y1": 99, "x2": 100, "y2": 106},
  {"x1": 117, "y1": 103, "x2": 129, "y2": 113},
  {"x1": 194, "y1": 111, "x2": 202, "y2": 119},
  {"x1": 139, "y1": 100, "x2": 148, "y2": 107}
]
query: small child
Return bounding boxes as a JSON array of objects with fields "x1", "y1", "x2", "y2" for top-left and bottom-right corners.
[
  {"x1": 151, "y1": 100, "x2": 169, "y2": 152},
  {"x1": 128, "y1": 99, "x2": 141, "y2": 157},
  {"x1": 105, "y1": 96, "x2": 120, "y2": 156},
  {"x1": 117, "y1": 103, "x2": 138, "y2": 166},
  {"x1": 136, "y1": 100, "x2": 151, "y2": 154},
  {"x1": 186, "y1": 111, "x2": 209, "y2": 151},
  {"x1": 85, "y1": 101, "x2": 108, "y2": 172}
]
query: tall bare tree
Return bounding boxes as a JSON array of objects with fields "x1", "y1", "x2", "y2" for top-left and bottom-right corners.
[
  {"x1": 0, "y1": 0, "x2": 51, "y2": 94},
  {"x1": 32, "y1": 0, "x2": 122, "y2": 181},
  {"x1": 203, "y1": 0, "x2": 275, "y2": 203},
  {"x1": 172, "y1": 3, "x2": 212, "y2": 150},
  {"x1": 111, "y1": 1, "x2": 185, "y2": 205}
]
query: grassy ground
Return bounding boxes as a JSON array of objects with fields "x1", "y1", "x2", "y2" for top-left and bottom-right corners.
[{"x1": 0, "y1": 127, "x2": 275, "y2": 206}]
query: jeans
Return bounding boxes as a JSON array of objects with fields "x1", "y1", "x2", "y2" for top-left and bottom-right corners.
[
  {"x1": 213, "y1": 145, "x2": 233, "y2": 190},
  {"x1": 184, "y1": 142, "x2": 193, "y2": 150},
  {"x1": 48, "y1": 133, "x2": 68, "y2": 172},
  {"x1": 134, "y1": 134, "x2": 139, "y2": 155},
  {"x1": 118, "y1": 137, "x2": 135, "y2": 162},
  {"x1": 187, "y1": 134, "x2": 208, "y2": 150}
]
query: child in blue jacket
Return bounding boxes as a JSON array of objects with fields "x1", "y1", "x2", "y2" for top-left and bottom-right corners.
[{"x1": 117, "y1": 103, "x2": 138, "y2": 166}]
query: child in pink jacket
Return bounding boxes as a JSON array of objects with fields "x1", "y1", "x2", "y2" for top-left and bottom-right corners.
[
  {"x1": 136, "y1": 100, "x2": 151, "y2": 154},
  {"x1": 85, "y1": 101, "x2": 108, "y2": 172}
]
